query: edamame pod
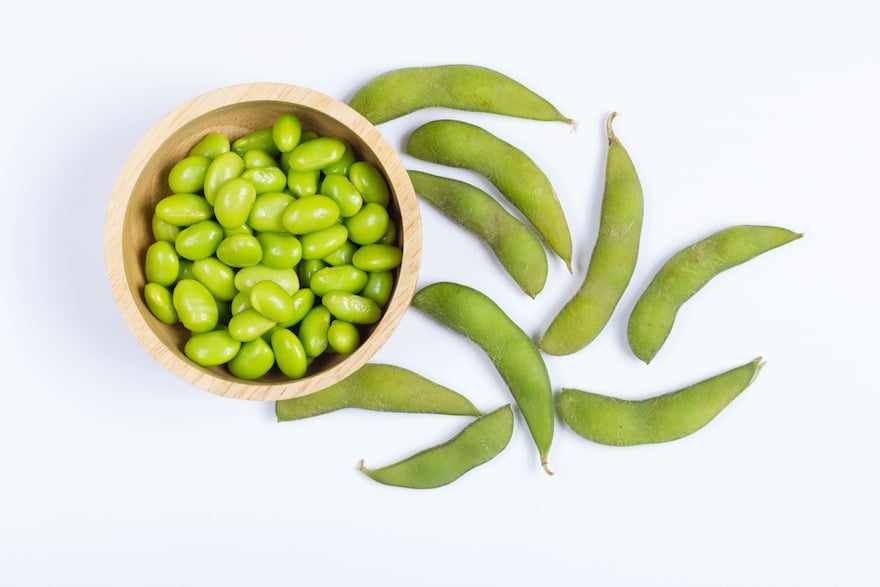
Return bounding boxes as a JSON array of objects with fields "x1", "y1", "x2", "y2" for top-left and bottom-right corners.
[
  {"x1": 627, "y1": 225, "x2": 803, "y2": 363},
  {"x1": 276, "y1": 364, "x2": 482, "y2": 421},
  {"x1": 406, "y1": 119, "x2": 572, "y2": 270},
  {"x1": 412, "y1": 281, "x2": 554, "y2": 474},
  {"x1": 349, "y1": 64, "x2": 572, "y2": 125},
  {"x1": 408, "y1": 170, "x2": 548, "y2": 298},
  {"x1": 358, "y1": 404, "x2": 513, "y2": 489},
  {"x1": 557, "y1": 357, "x2": 764, "y2": 446},
  {"x1": 539, "y1": 113, "x2": 643, "y2": 355}
]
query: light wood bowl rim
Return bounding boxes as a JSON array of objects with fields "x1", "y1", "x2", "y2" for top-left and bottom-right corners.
[{"x1": 104, "y1": 82, "x2": 421, "y2": 401}]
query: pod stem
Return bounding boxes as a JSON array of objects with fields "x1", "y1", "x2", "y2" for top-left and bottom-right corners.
[
  {"x1": 542, "y1": 459, "x2": 554, "y2": 476},
  {"x1": 606, "y1": 112, "x2": 619, "y2": 144}
]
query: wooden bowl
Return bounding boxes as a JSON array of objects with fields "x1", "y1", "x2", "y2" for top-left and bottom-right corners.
[{"x1": 105, "y1": 83, "x2": 421, "y2": 401}]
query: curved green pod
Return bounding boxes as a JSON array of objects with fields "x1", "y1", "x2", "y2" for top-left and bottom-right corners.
[
  {"x1": 408, "y1": 170, "x2": 548, "y2": 298},
  {"x1": 358, "y1": 404, "x2": 513, "y2": 489},
  {"x1": 557, "y1": 357, "x2": 764, "y2": 446},
  {"x1": 406, "y1": 120, "x2": 572, "y2": 270},
  {"x1": 628, "y1": 225, "x2": 803, "y2": 363},
  {"x1": 412, "y1": 281, "x2": 554, "y2": 474},
  {"x1": 275, "y1": 363, "x2": 482, "y2": 421},
  {"x1": 348, "y1": 64, "x2": 572, "y2": 125},
  {"x1": 539, "y1": 113, "x2": 643, "y2": 355}
]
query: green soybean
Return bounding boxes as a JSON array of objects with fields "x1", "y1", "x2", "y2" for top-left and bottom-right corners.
[
  {"x1": 204, "y1": 151, "x2": 244, "y2": 206},
  {"x1": 248, "y1": 192, "x2": 295, "y2": 232},
  {"x1": 345, "y1": 202, "x2": 389, "y2": 245},
  {"x1": 299, "y1": 305, "x2": 332, "y2": 357},
  {"x1": 408, "y1": 169, "x2": 548, "y2": 298},
  {"x1": 192, "y1": 257, "x2": 237, "y2": 302},
  {"x1": 241, "y1": 166, "x2": 287, "y2": 194},
  {"x1": 349, "y1": 64, "x2": 571, "y2": 125},
  {"x1": 298, "y1": 259, "x2": 326, "y2": 288},
  {"x1": 287, "y1": 137, "x2": 346, "y2": 172},
  {"x1": 175, "y1": 220, "x2": 224, "y2": 261},
  {"x1": 309, "y1": 264, "x2": 368, "y2": 297},
  {"x1": 321, "y1": 240, "x2": 357, "y2": 266},
  {"x1": 233, "y1": 264, "x2": 300, "y2": 295},
  {"x1": 188, "y1": 132, "x2": 230, "y2": 159},
  {"x1": 358, "y1": 404, "x2": 513, "y2": 489},
  {"x1": 213, "y1": 178, "x2": 257, "y2": 229},
  {"x1": 215, "y1": 233, "x2": 263, "y2": 268},
  {"x1": 228, "y1": 337, "x2": 275, "y2": 380},
  {"x1": 351, "y1": 244, "x2": 402, "y2": 272},
  {"x1": 228, "y1": 308, "x2": 277, "y2": 342},
  {"x1": 539, "y1": 113, "x2": 643, "y2": 355},
  {"x1": 406, "y1": 119, "x2": 572, "y2": 270},
  {"x1": 144, "y1": 241, "x2": 179, "y2": 287},
  {"x1": 327, "y1": 320, "x2": 360, "y2": 354},
  {"x1": 242, "y1": 149, "x2": 278, "y2": 169},
  {"x1": 322, "y1": 292, "x2": 381, "y2": 324},
  {"x1": 361, "y1": 271, "x2": 394, "y2": 307},
  {"x1": 627, "y1": 225, "x2": 803, "y2": 363},
  {"x1": 271, "y1": 328, "x2": 308, "y2": 379},
  {"x1": 320, "y1": 174, "x2": 364, "y2": 218},
  {"x1": 154, "y1": 193, "x2": 213, "y2": 226},
  {"x1": 412, "y1": 281, "x2": 554, "y2": 474},
  {"x1": 300, "y1": 224, "x2": 349, "y2": 260},
  {"x1": 250, "y1": 280, "x2": 296, "y2": 323},
  {"x1": 168, "y1": 155, "x2": 211, "y2": 194},
  {"x1": 256, "y1": 232, "x2": 302, "y2": 269},
  {"x1": 144, "y1": 282, "x2": 177, "y2": 324},
  {"x1": 151, "y1": 214, "x2": 180, "y2": 243},
  {"x1": 278, "y1": 287, "x2": 315, "y2": 328},
  {"x1": 276, "y1": 363, "x2": 482, "y2": 421},
  {"x1": 321, "y1": 139, "x2": 356, "y2": 175},
  {"x1": 184, "y1": 329, "x2": 241, "y2": 366},
  {"x1": 557, "y1": 357, "x2": 764, "y2": 446},
  {"x1": 286, "y1": 169, "x2": 320, "y2": 198},
  {"x1": 349, "y1": 161, "x2": 390, "y2": 206},
  {"x1": 231, "y1": 127, "x2": 280, "y2": 157},
  {"x1": 281, "y1": 195, "x2": 340, "y2": 235},
  {"x1": 272, "y1": 113, "x2": 302, "y2": 153},
  {"x1": 172, "y1": 279, "x2": 218, "y2": 333}
]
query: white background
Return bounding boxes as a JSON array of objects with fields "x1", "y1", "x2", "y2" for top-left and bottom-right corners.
[{"x1": 2, "y1": 1, "x2": 878, "y2": 585}]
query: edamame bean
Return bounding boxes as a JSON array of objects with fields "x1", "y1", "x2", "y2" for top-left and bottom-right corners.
[
  {"x1": 360, "y1": 271, "x2": 394, "y2": 307},
  {"x1": 345, "y1": 202, "x2": 389, "y2": 245},
  {"x1": 272, "y1": 113, "x2": 302, "y2": 153},
  {"x1": 408, "y1": 170, "x2": 547, "y2": 298},
  {"x1": 349, "y1": 64, "x2": 572, "y2": 125},
  {"x1": 308, "y1": 264, "x2": 368, "y2": 297},
  {"x1": 256, "y1": 232, "x2": 302, "y2": 269},
  {"x1": 143, "y1": 282, "x2": 177, "y2": 324},
  {"x1": 278, "y1": 287, "x2": 315, "y2": 328},
  {"x1": 321, "y1": 240, "x2": 357, "y2": 266},
  {"x1": 228, "y1": 337, "x2": 275, "y2": 380},
  {"x1": 151, "y1": 214, "x2": 180, "y2": 243},
  {"x1": 287, "y1": 137, "x2": 346, "y2": 172},
  {"x1": 412, "y1": 281, "x2": 554, "y2": 474},
  {"x1": 249, "y1": 280, "x2": 296, "y2": 323},
  {"x1": 300, "y1": 224, "x2": 349, "y2": 260},
  {"x1": 539, "y1": 113, "x2": 643, "y2": 355},
  {"x1": 299, "y1": 305, "x2": 331, "y2": 357},
  {"x1": 627, "y1": 225, "x2": 803, "y2": 363},
  {"x1": 327, "y1": 320, "x2": 360, "y2": 354},
  {"x1": 557, "y1": 357, "x2": 764, "y2": 446},
  {"x1": 230, "y1": 290, "x2": 253, "y2": 315},
  {"x1": 271, "y1": 328, "x2": 308, "y2": 379},
  {"x1": 298, "y1": 259, "x2": 325, "y2": 288},
  {"x1": 203, "y1": 151, "x2": 244, "y2": 205},
  {"x1": 322, "y1": 292, "x2": 381, "y2": 324},
  {"x1": 321, "y1": 139, "x2": 355, "y2": 175},
  {"x1": 281, "y1": 195, "x2": 340, "y2": 235},
  {"x1": 349, "y1": 161, "x2": 390, "y2": 206},
  {"x1": 189, "y1": 132, "x2": 230, "y2": 159},
  {"x1": 241, "y1": 166, "x2": 287, "y2": 194},
  {"x1": 184, "y1": 329, "x2": 241, "y2": 366},
  {"x1": 215, "y1": 233, "x2": 263, "y2": 267},
  {"x1": 351, "y1": 244, "x2": 402, "y2": 272},
  {"x1": 177, "y1": 258, "x2": 194, "y2": 282},
  {"x1": 192, "y1": 257, "x2": 237, "y2": 302},
  {"x1": 213, "y1": 178, "x2": 257, "y2": 229},
  {"x1": 358, "y1": 404, "x2": 513, "y2": 489},
  {"x1": 144, "y1": 240, "x2": 179, "y2": 287},
  {"x1": 231, "y1": 127, "x2": 280, "y2": 157},
  {"x1": 320, "y1": 174, "x2": 363, "y2": 218},
  {"x1": 248, "y1": 192, "x2": 295, "y2": 232},
  {"x1": 286, "y1": 169, "x2": 320, "y2": 198},
  {"x1": 233, "y1": 264, "x2": 300, "y2": 295},
  {"x1": 172, "y1": 279, "x2": 218, "y2": 333},
  {"x1": 243, "y1": 149, "x2": 277, "y2": 169},
  {"x1": 168, "y1": 155, "x2": 211, "y2": 194},
  {"x1": 228, "y1": 308, "x2": 277, "y2": 342},
  {"x1": 406, "y1": 119, "x2": 572, "y2": 270},
  {"x1": 175, "y1": 220, "x2": 224, "y2": 261},
  {"x1": 275, "y1": 363, "x2": 482, "y2": 420},
  {"x1": 154, "y1": 193, "x2": 213, "y2": 226}
]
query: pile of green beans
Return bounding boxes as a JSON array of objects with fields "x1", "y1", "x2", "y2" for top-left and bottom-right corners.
[
  {"x1": 143, "y1": 113, "x2": 402, "y2": 381},
  {"x1": 257, "y1": 64, "x2": 803, "y2": 489}
]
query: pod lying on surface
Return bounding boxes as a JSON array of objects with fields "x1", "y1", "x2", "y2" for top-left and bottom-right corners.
[
  {"x1": 557, "y1": 357, "x2": 764, "y2": 446},
  {"x1": 412, "y1": 281, "x2": 555, "y2": 474},
  {"x1": 348, "y1": 64, "x2": 572, "y2": 125},
  {"x1": 275, "y1": 363, "x2": 482, "y2": 421},
  {"x1": 627, "y1": 225, "x2": 803, "y2": 363},
  {"x1": 359, "y1": 404, "x2": 514, "y2": 489}
]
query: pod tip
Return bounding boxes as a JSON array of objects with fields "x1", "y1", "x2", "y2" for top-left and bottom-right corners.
[
  {"x1": 606, "y1": 112, "x2": 619, "y2": 143},
  {"x1": 541, "y1": 459, "x2": 554, "y2": 476},
  {"x1": 567, "y1": 118, "x2": 579, "y2": 134}
]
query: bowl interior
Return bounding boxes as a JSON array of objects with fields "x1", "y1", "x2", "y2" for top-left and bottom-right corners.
[{"x1": 106, "y1": 84, "x2": 420, "y2": 401}]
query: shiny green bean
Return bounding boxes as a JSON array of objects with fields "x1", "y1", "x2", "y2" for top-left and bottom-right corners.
[
  {"x1": 327, "y1": 320, "x2": 360, "y2": 354},
  {"x1": 408, "y1": 170, "x2": 548, "y2": 298},
  {"x1": 143, "y1": 282, "x2": 177, "y2": 324},
  {"x1": 557, "y1": 357, "x2": 764, "y2": 446},
  {"x1": 299, "y1": 305, "x2": 332, "y2": 357},
  {"x1": 349, "y1": 64, "x2": 571, "y2": 125},
  {"x1": 412, "y1": 281, "x2": 554, "y2": 474},
  {"x1": 406, "y1": 119, "x2": 572, "y2": 270},
  {"x1": 627, "y1": 225, "x2": 803, "y2": 363},
  {"x1": 228, "y1": 337, "x2": 275, "y2": 380},
  {"x1": 539, "y1": 113, "x2": 643, "y2": 355},
  {"x1": 358, "y1": 404, "x2": 513, "y2": 489}
]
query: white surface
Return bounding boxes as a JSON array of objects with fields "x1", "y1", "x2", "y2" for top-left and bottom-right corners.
[{"x1": 2, "y1": 1, "x2": 878, "y2": 585}]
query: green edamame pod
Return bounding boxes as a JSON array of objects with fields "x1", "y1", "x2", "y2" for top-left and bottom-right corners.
[
  {"x1": 539, "y1": 113, "x2": 643, "y2": 355},
  {"x1": 358, "y1": 404, "x2": 513, "y2": 489},
  {"x1": 406, "y1": 119, "x2": 572, "y2": 270},
  {"x1": 276, "y1": 363, "x2": 482, "y2": 421},
  {"x1": 557, "y1": 357, "x2": 764, "y2": 446},
  {"x1": 408, "y1": 170, "x2": 548, "y2": 298},
  {"x1": 349, "y1": 64, "x2": 571, "y2": 125},
  {"x1": 412, "y1": 281, "x2": 554, "y2": 474},
  {"x1": 627, "y1": 225, "x2": 803, "y2": 363}
]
